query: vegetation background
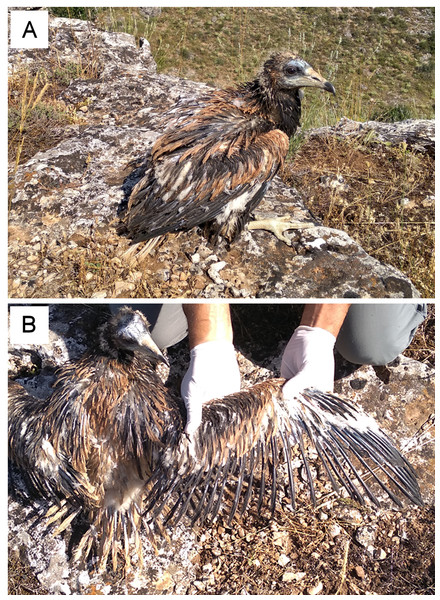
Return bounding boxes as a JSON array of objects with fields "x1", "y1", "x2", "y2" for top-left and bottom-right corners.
[{"x1": 51, "y1": 6, "x2": 435, "y2": 122}]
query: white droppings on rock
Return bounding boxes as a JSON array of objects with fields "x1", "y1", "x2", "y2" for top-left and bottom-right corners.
[
  {"x1": 307, "y1": 581, "x2": 323, "y2": 595},
  {"x1": 282, "y1": 571, "x2": 306, "y2": 583},
  {"x1": 307, "y1": 237, "x2": 326, "y2": 249}
]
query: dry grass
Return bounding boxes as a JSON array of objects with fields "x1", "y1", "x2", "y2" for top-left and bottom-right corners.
[
  {"x1": 196, "y1": 504, "x2": 434, "y2": 595},
  {"x1": 282, "y1": 136, "x2": 434, "y2": 297},
  {"x1": 404, "y1": 303, "x2": 435, "y2": 367},
  {"x1": 8, "y1": 503, "x2": 434, "y2": 595},
  {"x1": 8, "y1": 552, "x2": 44, "y2": 595},
  {"x1": 8, "y1": 66, "x2": 81, "y2": 167},
  {"x1": 8, "y1": 21, "x2": 101, "y2": 168}
]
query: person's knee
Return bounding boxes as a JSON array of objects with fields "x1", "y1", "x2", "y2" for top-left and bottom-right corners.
[
  {"x1": 335, "y1": 303, "x2": 427, "y2": 366},
  {"x1": 336, "y1": 339, "x2": 403, "y2": 366}
]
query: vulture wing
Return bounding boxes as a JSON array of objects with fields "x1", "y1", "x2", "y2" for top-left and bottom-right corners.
[
  {"x1": 119, "y1": 94, "x2": 289, "y2": 243},
  {"x1": 145, "y1": 380, "x2": 422, "y2": 528},
  {"x1": 9, "y1": 372, "x2": 422, "y2": 571}
]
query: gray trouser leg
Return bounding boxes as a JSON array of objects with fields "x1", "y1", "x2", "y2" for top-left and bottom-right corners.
[
  {"x1": 110, "y1": 304, "x2": 188, "y2": 349},
  {"x1": 335, "y1": 303, "x2": 427, "y2": 365}
]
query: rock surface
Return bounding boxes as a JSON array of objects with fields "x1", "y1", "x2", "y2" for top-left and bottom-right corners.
[
  {"x1": 8, "y1": 304, "x2": 434, "y2": 593},
  {"x1": 307, "y1": 117, "x2": 435, "y2": 156},
  {"x1": 8, "y1": 16, "x2": 428, "y2": 299}
]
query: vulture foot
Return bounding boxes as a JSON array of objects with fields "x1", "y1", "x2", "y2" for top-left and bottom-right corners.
[{"x1": 248, "y1": 215, "x2": 314, "y2": 245}]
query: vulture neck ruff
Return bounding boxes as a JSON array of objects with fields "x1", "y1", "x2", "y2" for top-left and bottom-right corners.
[{"x1": 241, "y1": 77, "x2": 302, "y2": 138}]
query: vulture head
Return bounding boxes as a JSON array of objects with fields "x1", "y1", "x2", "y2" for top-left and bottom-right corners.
[
  {"x1": 98, "y1": 307, "x2": 168, "y2": 365},
  {"x1": 261, "y1": 51, "x2": 336, "y2": 96}
]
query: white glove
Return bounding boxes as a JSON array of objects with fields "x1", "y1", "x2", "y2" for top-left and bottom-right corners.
[
  {"x1": 281, "y1": 325, "x2": 336, "y2": 401},
  {"x1": 181, "y1": 341, "x2": 241, "y2": 437}
]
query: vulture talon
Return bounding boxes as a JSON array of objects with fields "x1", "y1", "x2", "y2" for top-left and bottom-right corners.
[{"x1": 247, "y1": 215, "x2": 315, "y2": 245}]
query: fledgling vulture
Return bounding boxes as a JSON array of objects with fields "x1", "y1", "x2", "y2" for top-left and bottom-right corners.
[
  {"x1": 8, "y1": 308, "x2": 179, "y2": 573},
  {"x1": 9, "y1": 308, "x2": 422, "y2": 574},
  {"x1": 118, "y1": 52, "x2": 335, "y2": 259}
]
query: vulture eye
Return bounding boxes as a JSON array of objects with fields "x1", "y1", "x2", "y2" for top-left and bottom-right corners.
[{"x1": 285, "y1": 65, "x2": 302, "y2": 76}]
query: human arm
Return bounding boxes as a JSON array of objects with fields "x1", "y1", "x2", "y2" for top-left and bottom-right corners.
[
  {"x1": 281, "y1": 304, "x2": 350, "y2": 400},
  {"x1": 181, "y1": 304, "x2": 240, "y2": 436}
]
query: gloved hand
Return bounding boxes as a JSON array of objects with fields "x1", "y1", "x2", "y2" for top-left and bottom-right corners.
[
  {"x1": 181, "y1": 340, "x2": 241, "y2": 437},
  {"x1": 281, "y1": 325, "x2": 336, "y2": 401}
]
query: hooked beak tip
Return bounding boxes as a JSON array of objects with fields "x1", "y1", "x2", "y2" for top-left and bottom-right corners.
[
  {"x1": 324, "y1": 81, "x2": 336, "y2": 96},
  {"x1": 139, "y1": 335, "x2": 169, "y2": 366}
]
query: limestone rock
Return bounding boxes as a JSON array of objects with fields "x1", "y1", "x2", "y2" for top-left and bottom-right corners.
[{"x1": 308, "y1": 117, "x2": 435, "y2": 156}]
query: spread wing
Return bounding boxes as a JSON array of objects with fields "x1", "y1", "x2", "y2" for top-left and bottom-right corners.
[
  {"x1": 119, "y1": 96, "x2": 289, "y2": 242},
  {"x1": 145, "y1": 382, "x2": 423, "y2": 528}
]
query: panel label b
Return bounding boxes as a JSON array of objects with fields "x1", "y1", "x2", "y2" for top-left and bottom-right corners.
[{"x1": 9, "y1": 306, "x2": 49, "y2": 344}]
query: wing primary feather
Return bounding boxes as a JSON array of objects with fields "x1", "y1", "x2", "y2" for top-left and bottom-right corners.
[
  {"x1": 168, "y1": 467, "x2": 206, "y2": 526},
  {"x1": 190, "y1": 464, "x2": 217, "y2": 526},
  {"x1": 257, "y1": 440, "x2": 266, "y2": 515},
  {"x1": 326, "y1": 428, "x2": 383, "y2": 506},
  {"x1": 279, "y1": 428, "x2": 296, "y2": 511},
  {"x1": 269, "y1": 436, "x2": 278, "y2": 517},
  {"x1": 210, "y1": 457, "x2": 233, "y2": 522},
  {"x1": 360, "y1": 429, "x2": 422, "y2": 501},
  {"x1": 201, "y1": 453, "x2": 233, "y2": 523},
  {"x1": 239, "y1": 446, "x2": 256, "y2": 517},
  {"x1": 319, "y1": 439, "x2": 367, "y2": 505},
  {"x1": 227, "y1": 454, "x2": 247, "y2": 525},
  {"x1": 145, "y1": 472, "x2": 178, "y2": 518},
  {"x1": 294, "y1": 427, "x2": 318, "y2": 506},
  {"x1": 197, "y1": 466, "x2": 223, "y2": 524},
  {"x1": 337, "y1": 424, "x2": 420, "y2": 494},
  {"x1": 301, "y1": 390, "x2": 421, "y2": 502},
  {"x1": 332, "y1": 427, "x2": 421, "y2": 506},
  {"x1": 184, "y1": 486, "x2": 204, "y2": 521},
  {"x1": 159, "y1": 473, "x2": 193, "y2": 524},
  {"x1": 309, "y1": 434, "x2": 346, "y2": 496},
  {"x1": 162, "y1": 490, "x2": 186, "y2": 526}
]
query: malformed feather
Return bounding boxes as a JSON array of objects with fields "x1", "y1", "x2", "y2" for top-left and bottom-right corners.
[
  {"x1": 118, "y1": 52, "x2": 335, "y2": 256},
  {"x1": 146, "y1": 381, "x2": 423, "y2": 528},
  {"x1": 9, "y1": 309, "x2": 422, "y2": 574}
]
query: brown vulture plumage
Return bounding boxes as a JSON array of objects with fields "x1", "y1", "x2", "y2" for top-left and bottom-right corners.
[
  {"x1": 117, "y1": 52, "x2": 335, "y2": 257},
  {"x1": 8, "y1": 308, "x2": 179, "y2": 572},
  {"x1": 9, "y1": 308, "x2": 422, "y2": 573}
]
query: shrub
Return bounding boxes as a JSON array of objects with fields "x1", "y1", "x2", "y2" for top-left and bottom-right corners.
[
  {"x1": 370, "y1": 103, "x2": 413, "y2": 122},
  {"x1": 49, "y1": 8, "x2": 98, "y2": 21}
]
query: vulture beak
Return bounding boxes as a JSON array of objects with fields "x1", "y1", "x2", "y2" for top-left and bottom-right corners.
[
  {"x1": 113, "y1": 307, "x2": 170, "y2": 366},
  {"x1": 296, "y1": 66, "x2": 336, "y2": 95},
  {"x1": 138, "y1": 332, "x2": 169, "y2": 366}
]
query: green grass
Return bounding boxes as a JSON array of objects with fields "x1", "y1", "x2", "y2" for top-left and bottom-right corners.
[{"x1": 86, "y1": 6, "x2": 434, "y2": 124}]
